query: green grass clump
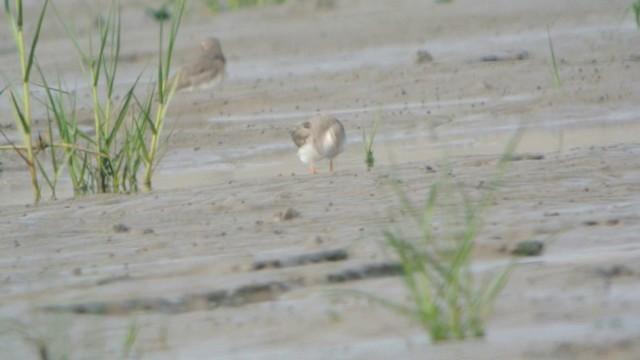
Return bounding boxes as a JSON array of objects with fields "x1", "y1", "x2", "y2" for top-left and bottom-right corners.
[
  {"x1": 1, "y1": 0, "x2": 185, "y2": 201},
  {"x1": 625, "y1": 0, "x2": 640, "y2": 29},
  {"x1": 0, "y1": 316, "x2": 72, "y2": 360},
  {"x1": 387, "y1": 133, "x2": 521, "y2": 341},
  {"x1": 348, "y1": 130, "x2": 523, "y2": 342},
  {"x1": 362, "y1": 118, "x2": 379, "y2": 171},
  {"x1": 55, "y1": 0, "x2": 185, "y2": 193}
]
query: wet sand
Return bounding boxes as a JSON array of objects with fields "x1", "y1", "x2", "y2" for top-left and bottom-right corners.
[{"x1": 1, "y1": 0, "x2": 640, "y2": 358}]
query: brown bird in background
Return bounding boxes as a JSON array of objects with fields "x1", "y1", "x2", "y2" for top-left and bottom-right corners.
[
  {"x1": 170, "y1": 37, "x2": 226, "y2": 92},
  {"x1": 291, "y1": 115, "x2": 346, "y2": 174}
]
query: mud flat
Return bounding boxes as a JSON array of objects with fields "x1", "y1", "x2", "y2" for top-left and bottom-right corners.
[{"x1": 1, "y1": 0, "x2": 640, "y2": 358}]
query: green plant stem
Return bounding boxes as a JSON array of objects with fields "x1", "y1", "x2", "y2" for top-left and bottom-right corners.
[
  {"x1": 144, "y1": 17, "x2": 166, "y2": 189},
  {"x1": 143, "y1": 0, "x2": 184, "y2": 190},
  {"x1": 5, "y1": 0, "x2": 46, "y2": 202},
  {"x1": 20, "y1": 69, "x2": 40, "y2": 203},
  {"x1": 144, "y1": 105, "x2": 163, "y2": 189},
  {"x1": 143, "y1": 20, "x2": 166, "y2": 190}
]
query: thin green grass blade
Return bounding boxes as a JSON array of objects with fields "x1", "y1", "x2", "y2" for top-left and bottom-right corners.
[
  {"x1": 50, "y1": 2, "x2": 90, "y2": 66},
  {"x1": 105, "y1": 86, "x2": 135, "y2": 147},
  {"x1": 93, "y1": 4, "x2": 113, "y2": 88},
  {"x1": 9, "y1": 91, "x2": 28, "y2": 133},
  {"x1": 0, "y1": 128, "x2": 28, "y2": 164},
  {"x1": 4, "y1": 17, "x2": 19, "y2": 45},
  {"x1": 367, "y1": 117, "x2": 379, "y2": 150},
  {"x1": 384, "y1": 232, "x2": 437, "y2": 316},
  {"x1": 46, "y1": 111, "x2": 58, "y2": 174},
  {"x1": 165, "y1": 0, "x2": 186, "y2": 81},
  {"x1": 105, "y1": 73, "x2": 145, "y2": 149},
  {"x1": 79, "y1": 151, "x2": 91, "y2": 191},
  {"x1": 475, "y1": 262, "x2": 513, "y2": 316},
  {"x1": 25, "y1": 0, "x2": 49, "y2": 81},
  {"x1": 134, "y1": 117, "x2": 151, "y2": 162},
  {"x1": 132, "y1": 90, "x2": 156, "y2": 138},
  {"x1": 109, "y1": 5, "x2": 122, "y2": 97},
  {"x1": 157, "y1": 25, "x2": 165, "y2": 103},
  {"x1": 34, "y1": 155, "x2": 52, "y2": 192},
  {"x1": 151, "y1": 115, "x2": 178, "y2": 172},
  {"x1": 36, "y1": 64, "x2": 62, "y2": 119},
  {"x1": 390, "y1": 183, "x2": 453, "y2": 285},
  {"x1": 16, "y1": 0, "x2": 23, "y2": 27},
  {"x1": 386, "y1": 234, "x2": 444, "y2": 338},
  {"x1": 419, "y1": 183, "x2": 438, "y2": 241},
  {"x1": 546, "y1": 25, "x2": 562, "y2": 88}
]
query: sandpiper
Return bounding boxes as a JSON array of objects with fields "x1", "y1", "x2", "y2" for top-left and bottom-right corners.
[
  {"x1": 170, "y1": 37, "x2": 226, "y2": 92},
  {"x1": 291, "y1": 115, "x2": 346, "y2": 174}
]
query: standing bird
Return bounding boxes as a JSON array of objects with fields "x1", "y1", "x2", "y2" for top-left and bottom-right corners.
[
  {"x1": 291, "y1": 115, "x2": 346, "y2": 174},
  {"x1": 170, "y1": 37, "x2": 226, "y2": 92}
]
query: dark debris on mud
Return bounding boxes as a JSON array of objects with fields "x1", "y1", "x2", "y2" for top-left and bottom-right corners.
[{"x1": 42, "y1": 248, "x2": 403, "y2": 316}]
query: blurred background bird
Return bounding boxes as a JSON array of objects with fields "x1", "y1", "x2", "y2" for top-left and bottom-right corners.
[{"x1": 170, "y1": 37, "x2": 226, "y2": 92}]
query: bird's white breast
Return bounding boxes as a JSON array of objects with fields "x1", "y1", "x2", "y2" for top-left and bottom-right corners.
[{"x1": 297, "y1": 142, "x2": 319, "y2": 165}]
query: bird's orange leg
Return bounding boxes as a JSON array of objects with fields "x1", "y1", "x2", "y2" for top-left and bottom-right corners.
[
  {"x1": 311, "y1": 165, "x2": 318, "y2": 175},
  {"x1": 329, "y1": 159, "x2": 334, "y2": 173}
]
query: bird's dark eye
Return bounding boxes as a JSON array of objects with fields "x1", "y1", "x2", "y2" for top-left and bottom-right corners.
[{"x1": 303, "y1": 122, "x2": 311, "y2": 129}]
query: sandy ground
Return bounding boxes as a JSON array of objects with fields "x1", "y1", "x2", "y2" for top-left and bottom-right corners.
[{"x1": 2, "y1": 0, "x2": 640, "y2": 358}]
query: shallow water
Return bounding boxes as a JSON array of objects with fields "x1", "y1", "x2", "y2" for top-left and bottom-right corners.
[{"x1": 2, "y1": 103, "x2": 639, "y2": 205}]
